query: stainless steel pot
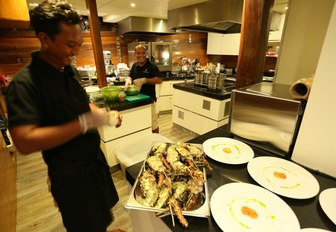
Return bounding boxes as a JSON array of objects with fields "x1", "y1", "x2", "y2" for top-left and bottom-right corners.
[
  {"x1": 195, "y1": 73, "x2": 203, "y2": 85},
  {"x1": 203, "y1": 73, "x2": 209, "y2": 86},
  {"x1": 216, "y1": 73, "x2": 226, "y2": 89},
  {"x1": 208, "y1": 74, "x2": 217, "y2": 90}
]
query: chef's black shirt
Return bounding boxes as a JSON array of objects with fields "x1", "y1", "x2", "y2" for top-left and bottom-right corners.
[
  {"x1": 129, "y1": 58, "x2": 160, "y2": 101},
  {"x1": 6, "y1": 51, "x2": 101, "y2": 169}
]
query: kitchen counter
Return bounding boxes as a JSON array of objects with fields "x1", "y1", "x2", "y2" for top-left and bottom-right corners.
[
  {"x1": 109, "y1": 75, "x2": 194, "y2": 86},
  {"x1": 162, "y1": 75, "x2": 195, "y2": 81},
  {"x1": 96, "y1": 96, "x2": 153, "y2": 167},
  {"x1": 173, "y1": 82, "x2": 234, "y2": 100},
  {"x1": 225, "y1": 75, "x2": 275, "y2": 83},
  {"x1": 93, "y1": 97, "x2": 153, "y2": 111},
  {"x1": 172, "y1": 82, "x2": 232, "y2": 134},
  {"x1": 126, "y1": 126, "x2": 336, "y2": 231}
]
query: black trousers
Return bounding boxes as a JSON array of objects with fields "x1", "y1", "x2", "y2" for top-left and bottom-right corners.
[{"x1": 49, "y1": 159, "x2": 119, "y2": 232}]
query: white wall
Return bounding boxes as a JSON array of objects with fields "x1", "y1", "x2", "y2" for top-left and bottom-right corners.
[
  {"x1": 291, "y1": 1, "x2": 336, "y2": 177},
  {"x1": 268, "y1": 13, "x2": 286, "y2": 42},
  {"x1": 275, "y1": 0, "x2": 335, "y2": 85}
]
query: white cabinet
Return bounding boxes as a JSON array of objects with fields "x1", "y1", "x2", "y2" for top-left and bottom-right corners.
[
  {"x1": 207, "y1": 32, "x2": 241, "y2": 55},
  {"x1": 156, "y1": 80, "x2": 183, "y2": 114},
  {"x1": 98, "y1": 104, "x2": 152, "y2": 167},
  {"x1": 207, "y1": 13, "x2": 286, "y2": 55},
  {"x1": 268, "y1": 13, "x2": 286, "y2": 42},
  {"x1": 172, "y1": 89, "x2": 231, "y2": 135}
]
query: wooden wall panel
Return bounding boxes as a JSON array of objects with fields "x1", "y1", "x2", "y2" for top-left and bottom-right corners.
[
  {"x1": 0, "y1": 30, "x2": 119, "y2": 75},
  {"x1": 0, "y1": 28, "x2": 276, "y2": 76},
  {"x1": 120, "y1": 32, "x2": 209, "y2": 68}
]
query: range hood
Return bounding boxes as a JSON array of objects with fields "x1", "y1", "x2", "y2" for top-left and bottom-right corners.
[
  {"x1": 118, "y1": 16, "x2": 175, "y2": 35},
  {"x1": 168, "y1": 0, "x2": 244, "y2": 34}
]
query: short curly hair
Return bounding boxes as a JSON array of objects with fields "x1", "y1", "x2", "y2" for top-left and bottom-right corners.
[{"x1": 30, "y1": 0, "x2": 83, "y2": 39}]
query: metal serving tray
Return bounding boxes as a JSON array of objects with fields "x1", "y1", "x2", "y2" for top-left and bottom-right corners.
[{"x1": 125, "y1": 143, "x2": 210, "y2": 218}]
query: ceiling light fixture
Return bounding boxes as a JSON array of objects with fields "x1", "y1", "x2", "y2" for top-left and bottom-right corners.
[{"x1": 130, "y1": 3, "x2": 136, "y2": 8}]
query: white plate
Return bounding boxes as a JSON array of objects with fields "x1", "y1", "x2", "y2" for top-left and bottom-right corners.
[
  {"x1": 84, "y1": 85, "x2": 100, "y2": 93},
  {"x1": 319, "y1": 188, "x2": 336, "y2": 225},
  {"x1": 202, "y1": 137, "x2": 254, "y2": 164},
  {"x1": 210, "y1": 182, "x2": 300, "y2": 232},
  {"x1": 300, "y1": 228, "x2": 332, "y2": 232},
  {"x1": 247, "y1": 156, "x2": 320, "y2": 199}
]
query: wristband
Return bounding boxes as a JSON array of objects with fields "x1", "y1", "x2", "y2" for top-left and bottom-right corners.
[{"x1": 78, "y1": 114, "x2": 88, "y2": 134}]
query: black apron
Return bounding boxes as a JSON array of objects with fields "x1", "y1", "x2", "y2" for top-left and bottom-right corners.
[{"x1": 49, "y1": 150, "x2": 119, "y2": 232}]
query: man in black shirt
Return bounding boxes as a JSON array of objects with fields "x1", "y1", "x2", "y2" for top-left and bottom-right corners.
[
  {"x1": 6, "y1": 1, "x2": 124, "y2": 232},
  {"x1": 129, "y1": 44, "x2": 163, "y2": 133}
]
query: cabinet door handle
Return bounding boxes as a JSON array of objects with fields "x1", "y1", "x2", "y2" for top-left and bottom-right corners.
[
  {"x1": 178, "y1": 110, "x2": 184, "y2": 120},
  {"x1": 202, "y1": 100, "x2": 211, "y2": 110}
]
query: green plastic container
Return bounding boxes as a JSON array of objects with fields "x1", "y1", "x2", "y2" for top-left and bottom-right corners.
[
  {"x1": 124, "y1": 87, "x2": 139, "y2": 96},
  {"x1": 101, "y1": 86, "x2": 120, "y2": 102}
]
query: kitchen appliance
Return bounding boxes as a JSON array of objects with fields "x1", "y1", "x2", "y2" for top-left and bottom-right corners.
[
  {"x1": 229, "y1": 82, "x2": 306, "y2": 158},
  {"x1": 103, "y1": 50, "x2": 114, "y2": 77},
  {"x1": 168, "y1": 0, "x2": 243, "y2": 33},
  {"x1": 127, "y1": 42, "x2": 173, "y2": 72},
  {"x1": 118, "y1": 16, "x2": 174, "y2": 35}
]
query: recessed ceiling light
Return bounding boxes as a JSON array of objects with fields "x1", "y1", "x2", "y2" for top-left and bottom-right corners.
[{"x1": 130, "y1": 3, "x2": 136, "y2": 8}]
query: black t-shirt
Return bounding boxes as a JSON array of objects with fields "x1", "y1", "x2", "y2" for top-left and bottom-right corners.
[
  {"x1": 129, "y1": 59, "x2": 161, "y2": 101},
  {"x1": 6, "y1": 51, "x2": 101, "y2": 168}
]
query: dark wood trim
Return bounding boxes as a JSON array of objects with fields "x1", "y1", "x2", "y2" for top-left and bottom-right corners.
[
  {"x1": 236, "y1": 0, "x2": 274, "y2": 88},
  {"x1": 85, "y1": 0, "x2": 107, "y2": 87}
]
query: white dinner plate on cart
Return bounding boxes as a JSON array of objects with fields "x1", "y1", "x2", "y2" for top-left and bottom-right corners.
[
  {"x1": 202, "y1": 137, "x2": 254, "y2": 164},
  {"x1": 210, "y1": 182, "x2": 300, "y2": 232},
  {"x1": 319, "y1": 188, "x2": 336, "y2": 225},
  {"x1": 247, "y1": 156, "x2": 320, "y2": 199}
]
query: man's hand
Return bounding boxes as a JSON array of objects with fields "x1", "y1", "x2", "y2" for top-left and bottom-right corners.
[
  {"x1": 78, "y1": 108, "x2": 122, "y2": 134},
  {"x1": 108, "y1": 110, "x2": 122, "y2": 128},
  {"x1": 125, "y1": 77, "x2": 132, "y2": 88},
  {"x1": 133, "y1": 78, "x2": 147, "y2": 90}
]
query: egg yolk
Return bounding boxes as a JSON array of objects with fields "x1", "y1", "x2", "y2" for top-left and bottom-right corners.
[
  {"x1": 273, "y1": 171, "x2": 287, "y2": 179},
  {"x1": 223, "y1": 147, "x2": 232, "y2": 153},
  {"x1": 241, "y1": 206, "x2": 258, "y2": 219}
]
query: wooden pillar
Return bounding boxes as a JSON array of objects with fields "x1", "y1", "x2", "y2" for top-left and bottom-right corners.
[
  {"x1": 85, "y1": 0, "x2": 107, "y2": 87},
  {"x1": 235, "y1": 0, "x2": 274, "y2": 89}
]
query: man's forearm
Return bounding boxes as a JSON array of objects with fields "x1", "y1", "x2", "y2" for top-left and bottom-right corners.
[
  {"x1": 145, "y1": 77, "x2": 163, "y2": 85},
  {"x1": 9, "y1": 119, "x2": 82, "y2": 154}
]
